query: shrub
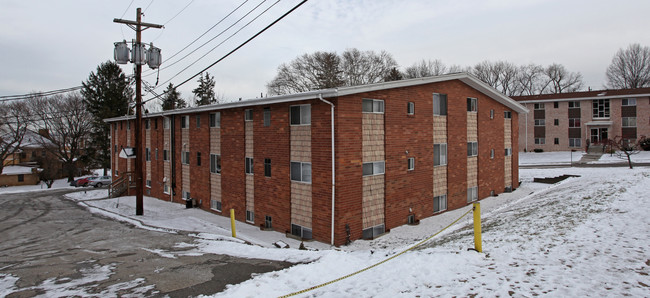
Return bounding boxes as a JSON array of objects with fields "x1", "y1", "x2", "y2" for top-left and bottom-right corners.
[{"x1": 533, "y1": 148, "x2": 544, "y2": 153}]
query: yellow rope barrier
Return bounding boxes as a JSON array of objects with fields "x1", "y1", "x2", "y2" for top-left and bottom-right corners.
[{"x1": 279, "y1": 207, "x2": 474, "y2": 298}]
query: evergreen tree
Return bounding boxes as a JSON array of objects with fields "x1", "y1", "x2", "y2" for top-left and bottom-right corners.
[
  {"x1": 192, "y1": 72, "x2": 217, "y2": 106},
  {"x1": 161, "y1": 83, "x2": 186, "y2": 110},
  {"x1": 81, "y1": 61, "x2": 133, "y2": 175}
]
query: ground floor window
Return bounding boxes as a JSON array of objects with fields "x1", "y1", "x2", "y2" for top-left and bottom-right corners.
[
  {"x1": 211, "y1": 199, "x2": 222, "y2": 212},
  {"x1": 17, "y1": 174, "x2": 24, "y2": 182},
  {"x1": 146, "y1": 180, "x2": 151, "y2": 188},
  {"x1": 569, "y1": 138, "x2": 582, "y2": 148},
  {"x1": 362, "y1": 224, "x2": 385, "y2": 240},
  {"x1": 291, "y1": 224, "x2": 312, "y2": 239},
  {"x1": 534, "y1": 138, "x2": 545, "y2": 145},
  {"x1": 434, "y1": 195, "x2": 447, "y2": 213},
  {"x1": 467, "y1": 186, "x2": 478, "y2": 203},
  {"x1": 246, "y1": 210, "x2": 254, "y2": 223},
  {"x1": 163, "y1": 183, "x2": 169, "y2": 194},
  {"x1": 182, "y1": 190, "x2": 190, "y2": 200},
  {"x1": 265, "y1": 216, "x2": 272, "y2": 229}
]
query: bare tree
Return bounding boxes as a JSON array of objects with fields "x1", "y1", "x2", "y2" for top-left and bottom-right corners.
[
  {"x1": 0, "y1": 101, "x2": 29, "y2": 175},
  {"x1": 27, "y1": 93, "x2": 93, "y2": 182},
  {"x1": 404, "y1": 59, "x2": 448, "y2": 79},
  {"x1": 515, "y1": 64, "x2": 545, "y2": 95},
  {"x1": 470, "y1": 61, "x2": 520, "y2": 96},
  {"x1": 542, "y1": 63, "x2": 584, "y2": 93},
  {"x1": 341, "y1": 49, "x2": 397, "y2": 85},
  {"x1": 606, "y1": 43, "x2": 650, "y2": 89},
  {"x1": 607, "y1": 135, "x2": 644, "y2": 169}
]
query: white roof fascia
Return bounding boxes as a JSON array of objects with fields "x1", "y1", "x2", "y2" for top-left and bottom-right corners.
[{"x1": 518, "y1": 93, "x2": 650, "y2": 104}]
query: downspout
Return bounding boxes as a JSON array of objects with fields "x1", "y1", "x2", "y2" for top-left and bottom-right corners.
[
  {"x1": 525, "y1": 104, "x2": 528, "y2": 152},
  {"x1": 170, "y1": 115, "x2": 176, "y2": 202},
  {"x1": 318, "y1": 94, "x2": 336, "y2": 246}
]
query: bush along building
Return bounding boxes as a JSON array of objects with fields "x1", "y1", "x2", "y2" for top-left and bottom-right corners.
[
  {"x1": 105, "y1": 73, "x2": 527, "y2": 246},
  {"x1": 513, "y1": 87, "x2": 650, "y2": 152}
]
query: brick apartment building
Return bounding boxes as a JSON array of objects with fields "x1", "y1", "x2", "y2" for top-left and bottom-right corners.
[
  {"x1": 513, "y1": 88, "x2": 650, "y2": 152},
  {"x1": 106, "y1": 73, "x2": 527, "y2": 246}
]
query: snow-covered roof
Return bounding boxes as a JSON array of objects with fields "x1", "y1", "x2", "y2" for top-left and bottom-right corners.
[{"x1": 1, "y1": 166, "x2": 40, "y2": 175}]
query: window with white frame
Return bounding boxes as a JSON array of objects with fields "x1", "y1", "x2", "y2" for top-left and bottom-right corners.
[
  {"x1": 290, "y1": 104, "x2": 311, "y2": 125},
  {"x1": 163, "y1": 117, "x2": 170, "y2": 129},
  {"x1": 291, "y1": 224, "x2": 313, "y2": 239},
  {"x1": 246, "y1": 210, "x2": 254, "y2": 223},
  {"x1": 182, "y1": 190, "x2": 190, "y2": 200},
  {"x1": 210, "y1": 154, "x2": 221, "y2": 174},
  {"x1": 534, "y1": 103, "x2": 545, "y2": 110},
  {"x1": 263, "y1": 108, "x2": 271, "y2": 126},
  {"x1": 163, "y1": 149, "x2": 169, "y2": 161},
  {"x1": 467, "y1": 142, "x2": 478, "y2": 157},
  {"x1": 290, "y1": 161, "x2": 312, "y2": 182},
  {"x1": 490, "y1": 109, "x2": 494, "y2": 119},
  {"x1": 622, "y1": 98, "x2": 636, "y2": 106},
  {"x1": 490, "y1": 149, "x2": 495, "y2": 159},
  {"x1": 467, "y1": 97, "x2": 477, "y2": 112},
  {"x1": 145, "y1": 148, "x2": 151, "y2": 161},
  {"x1": 569, "y1": 138, "x2": 582, "y2": 148},
  {"x1": 433, "y1": 93, "x2": 447, "y2": 115},
  {"x1": 146, "y1": 180, "x2": 151, "y2": 188},
  {"x1": 535, "y1": 138, "x2": 545, "y2": 145},
  {"x1": 407, "y1": 157, "x2": 415, "y2": 171},
  {"x1": 163, "y1": 183, "x2": 169, "y2": 194},
  {"x1": 407, "y1": 102, "x2": 415, "y2": 115},
  {"x1": 433, "y1": 195, "x2": 447, "y2": 213},
  {"x1": 592, "y1": 99, "x2": 610, "y2": 118},
  {"x1": 211, "y1": 199, "x2": 222, "y2": 212},
  {"x1": 534, "y1": 119, "x2": 546, "y2": 126},
  {"x1": 181, "y1": 115, "x2": 189, "y2": 128},
  {"x1": 622, "y1": 117, "x2": 636, "y2": 127},
  {"x1": 467, "y1": 186, "x2": 478, "y2": 203},
  {"x1": 504, "y1": 111, "x2": 512, "y2": 119},
  {"x1": 568, "y1": 118, "x2": 581, "y2": 128},
  {"x1": 244, "y1": 109, "x2": 253, "y2": 121},
  {"x1": 505, "y1": 148, "x2": 512, "y2": 156},
  {"x1": 434, "y1": 144, "x2": 447, "y2": 166},
  {"x1": 362, "y1": 99, "x2": 384, "y2": 113},
  {"x1": 209, "y1": 112, "x2": 221, "y2": 128},
  {"x1": 568, "y1": 101, "x2": 580, "y2": 108},
  {"x1": 245, "y1": 157, "x2": 254, "y2": 175},
  {"x1": 181, "y1": 151, "x2": 190, "y2": 165},
  {"x1": 362, "y1": 161, "x2": 385, "y2": 176}
]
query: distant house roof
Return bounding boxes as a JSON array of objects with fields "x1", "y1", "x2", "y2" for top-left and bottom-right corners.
[
  {"x1": 1, "y1": 166, "x2": 40, "y2": 175},
  {"x1": 20, "y1": 130, "x2": 55, "y2": 149},
  {"x1": 512, "y1": 87, "x2": 650, "y2": 103},
  {"x1": 104, "y1": 72, "x2": 528, "y2": 123}
]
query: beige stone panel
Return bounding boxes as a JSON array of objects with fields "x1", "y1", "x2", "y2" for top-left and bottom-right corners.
[
  {"x1": 246, "y1": 175, "x2": 254, "y2": 212},
  {"x1": 362, "y1": 113, "x2": 385, "y2": 162},
  {"x1": 467, "y1": 113, "x2": 478, "y2": 142},
  {"x1": 504, "y1": 157, "x2": 512, "y2": 187},
  {"x1": 210, "y1": 128, "x2": 221, "y2": 154},
  {"x1": 433, "y1": 165, "x2": 448, "y2": 197},
  {"x1": 362, "y1": 175, "x2": 385, "y2": 229},
  {"x1": 504, "y1": 119, "x2": 512, "y2": 147},
  {"x1": 211, "y1": 174, "x2": 221, "y2": 202},
  {"x1": 290, "y1": 125, "x2": 311, "y2": 162},
  {"x1": 467, "y1": 157, "x2": 478, "y2": 188},
  {"x1": 245, "y1": 122, "x2": 254, "y2": 156},
  {"x1": 291, "y1": 182, "x2": 312, "y2": 228},
  {"x1": 433, "y1": 116, "x2": 447, "y2": 143}
]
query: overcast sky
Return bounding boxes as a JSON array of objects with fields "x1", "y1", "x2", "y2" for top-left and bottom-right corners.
[{"x1": 2, "y1": 0, "x2": 650, "y2": 108}]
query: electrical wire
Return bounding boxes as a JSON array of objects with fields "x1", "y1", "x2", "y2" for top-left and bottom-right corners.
[{"x1": 0, "y1": 86, "x2": 83, "y2": 102}]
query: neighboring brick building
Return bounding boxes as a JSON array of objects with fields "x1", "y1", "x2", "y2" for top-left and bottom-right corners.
[
  {"x1": 106, "y1": 73, "x2": 527, "y2": 246},
  {"x1": 513, "y1": 88, "x2": 650, "y2": 152}
]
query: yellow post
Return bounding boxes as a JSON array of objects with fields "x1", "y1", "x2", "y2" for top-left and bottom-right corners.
[
  {"x1": 230, "y1": 209, "x2": 236, "y2": 238},
  {"x1": 473, "y1": 202, "x2": 482, "y2": 252}
]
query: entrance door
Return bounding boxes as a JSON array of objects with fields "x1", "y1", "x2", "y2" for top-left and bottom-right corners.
[{"x1": 590, "y1": 128, "x2": 608, "y2": 144}]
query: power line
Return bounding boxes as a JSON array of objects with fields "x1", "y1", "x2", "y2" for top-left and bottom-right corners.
[
  {"x1": 0, "y1": 86, "x2": 83, "y2": 102},
  {"x1": 142, "y1": 0, "x2": 309, "y2": 105}
]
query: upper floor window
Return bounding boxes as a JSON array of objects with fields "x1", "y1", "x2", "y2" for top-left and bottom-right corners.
[
  {"x1": 264, "y1": 158, "x2": 271, "y2": 177},
  {"x1": 534, "y1": 103, "x2": 545, "y2": 110},
  {"x1": 504, "y1": 111, "x2": 512, "y2": 119},
  {"x1": 434, "y1": 144, "x2": 447, "y2": 166},
  {"x1": 622, "y1": 117, "x2": 636, "y2": 127},
  {"x1": 291, "y1": 161, "x2": 312, "y2": 182},
  {"x1": 163, "y1": 117, "x2": 170, "y2": 129},
  {"x1": 290, "y1": 104, "x2": 311, "y2": 125},
  {"x1": 245, "y1": 157, "x2": 254, "y2": 174},
  {"x1": 568, "y1": 101, "x2": 580, "y2": 108},
  {"x1": 145, "y1": 119, "x2": 150, "y2": 129},
  {"x1": 467, "y1": 97, "x2": 477, "y2": 112},
  {"x1": 244, "y1": 109, "x2": 253, "y2": 121},
  {"x1": 553, "y1": 102, "x2": 559, "y2": 108},
  {"x1": 407, "y1": 102, "x2": 415, "y2": 115},
  {"x1": 362, "y1": 161, "x2": 385, "y2": 176},
  {"x1": 196, "y1": 115, "x2": 201, "y2": 128},
  {"x1": 181, "y1": 151, "x2": 190, "y2": 165},
  {"x1": 210, "y1": 154, "x2": 221, "y2": 174},
  {"x1": 362, "y1": 99, "x2": 384, "y2": 114},
  {"x1": 181, "y1": 116, "x2": 189, "y2": 128},
  {"x1": 505, "y1": 148, "x2": 512, "y2": 156},
  {"x1": 467, "y1": 142, "x2": 478, "y2": 157},
  {"x1": 407, "y1": 157, "x2": 415, "y2": 171},
  {"x1": 592, "y1": 99, "x2": 610, "y2": 118},
  {"x1": 622, "y1": 98, "x2": 636, "y2": 106},
  {"x1": 263, "y1": 108, "x2": 271, "y2": 126},
  {"x1": 534, "y1": 119, "x2": 545, "y2": 126},
  {"x1": 433, "y1": 93, "x2": 447, "y2": 115},
  {"x1": 568, "y1": 118, "x2": 581, "y2": 128},
  {"x1": 209, "y1": 112, "x2": 221, "y2": 128}
]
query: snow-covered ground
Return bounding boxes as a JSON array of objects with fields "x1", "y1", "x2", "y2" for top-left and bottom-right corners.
[
  {"x1": 519, "y1": 150, "x2": 650, "y2": 165},
  {"x1": 592, "y1": 150, "x2": 650, "y2": 164},
  {"x1": 0, "y1": 169, "x2": 109, "y2": 195}
]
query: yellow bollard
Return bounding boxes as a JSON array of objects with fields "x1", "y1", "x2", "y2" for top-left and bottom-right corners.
[
  {"x1": 230, "y1": 209, "x2": 236, "y2": 238},
  {"x1": 473, "y1": 202, "x2": 482, "y2": 252}
]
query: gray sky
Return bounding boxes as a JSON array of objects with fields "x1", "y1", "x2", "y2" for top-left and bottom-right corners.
[{"x1": 2, "y1": 0, "x2": 650, "y2": 108}]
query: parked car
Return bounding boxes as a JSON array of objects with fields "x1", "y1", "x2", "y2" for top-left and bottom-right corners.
[
  {"x1": 89, "y1": 176, "x2": 112, "y2": 188},
  {"x1": 73, "y1": 176, "x2": 93, "y2": 187}
]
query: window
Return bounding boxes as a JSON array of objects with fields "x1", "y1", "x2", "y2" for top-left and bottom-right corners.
[
  {"x1": 554, "y1": 138, "x2": 560, "y2": 145},
  {"x1": 362, "y1": 161, "x2": 385, "y2": 176},
  {"x1": 568, "y1": 101, "x2": 580, "y2": 108},
  {"x1": 534, "y1": 119, "x2": 546, "y2": 126},
  {"x1": 467, "y1": 97, "x2": 477, "y2": 112},
  {"x1": 490, "y1": 149, "x2": 495, "y2": 159},
  {"x1": 554, "y1": 119, "x2": 559, "y2": 126},
  {"x1": 145, "y1": 148, "x2": 151, "y2": 161},
  {"x1": 467, "y1": 186, "x2": 478, "y2": 203},
  {"x1": 264, "y1": 158, "x2": 271, "y2": 177},
  {"x1": 291, "y1": 224, "x2": 313, "y2": 239},
  {"x1": 196, "y1": 152, "x2": 201, "y2": 166},
  {"x1": 433, "y1": 195, "x2": 447, "y2": 213},
  {"x1": 181, "y1": 151, "x2": 190, "y2": 165},
  {"x1": 433, "y1": 93, "x2": 447, "y2": 115},
  {"x1": 568, "y1": 118, "x2": 581, "y2": 128},
  {"x1": 490, "y1": 109, "x2": 494, "y2": 119},
  {"x1": 504, "y1": 111, "x2": 512, "y2": 119},
  {"x1": 535, "y1": 138, "x2": 545, "y2": 145},
  {"x1": 145, "y1": 119, "x2": 150, "y2": 129},
  {"x1": 163, "y1": 183, "x2": 170, "y2": 194},
  {"x1": 362, "y1": 99, "x2": 384, "y2": 113},
  {"x1": 407, "y1": 102, "x2": 415, "y2": 115},
  {"x1": 592, "y1": 99, "x2": 610, "y2": 118},
  {"x1": 407, "y1": 157, "x2": 415, "y2": 171},
  {"x1": 265, "y1": 216, "x2": 272, "y2": 229},
  {"x1": 196, "y1": 115, "x2": 201, "y2": 128},
  {"x1": 246, "y1": 210, "x2": 254, "y2": 223},
  {"x1": 534, "y1": 103, "x2": 545, "y2": 110},
  {"x1": 244, "y1": 109, "x2": 253, "y2": 121},
  {"x1": 263, "y1": 108, "x2": 271, "y2": 126},
  {"x1": 569, "y1": 138, "x2": 582, "y2": 148},
  {"x1": 163, "y1": 117, "x2": 170, "y2": 129},
  {"x1": 17, "y1": 174, "x2": 24, "y2": 182},
  {"x1": 290, "y1": 105, "x2": 311, "y2": 125},
  {"x1": 155, "y1": 148, "x2": 158, "y2": 160},
  {"x1": 154, "y1": 118, "x2": 158, "y2": 129},
  {"x1": 210, "y1": 154, "x2": 221, "y2": 174},
  {"x1": 291, "y1": 161, "x2": 312, "y2": 182},
  {"x1": 182, "y1": 190, "x2": 191, "y2": 200},
  {"x1": 114, "y1": 145, "x2": 118, "y2": 154},
  {"x1": 362, "y1": 224, "x2": 385, "y2": 240},
  {"x1": 622, "y1": 117, "x2": 636, "y2": 127},
  {"x1": 163, "y1": 149, "x2": 169, "y2": 161},
  {"x1": 245, "y1": 157, "x2": 254, "y2": 175},
  {"x1": 211, "y1": 199, "x2": 222, "y2": 212},
  {"x1": 554, "y1": 102, "x2": 559, "y2": 108},
  {"x1": 209, "y1": 112, "x2": 221, "y2": 128},
  {"x1": 622, "y1": 98, "x2": 636, "y2": 106},
  {"x1": 146, "y1": 180, "x2": 151, "y2": 188},
  {"x1": 505, "y1": 148, "x2": 512, "y2": 156},
  {"x1": 467, "y1": 142, "x2": 478, "y2": 157},
  {"x1": 181, "y1": 116, "x2": 189, "y2": 128},
  {"x1": 434, "y1": 144, "x2": 447, "y2": 166}
]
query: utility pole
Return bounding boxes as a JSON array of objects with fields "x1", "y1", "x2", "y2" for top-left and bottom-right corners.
[{"x1": 114, "y1": 8, "x2": 163, "y2": 216}]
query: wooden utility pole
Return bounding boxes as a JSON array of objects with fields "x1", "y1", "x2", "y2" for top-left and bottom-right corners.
[{"x1": 114, "y1": 8, "x2": 163, "y2": 216}]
